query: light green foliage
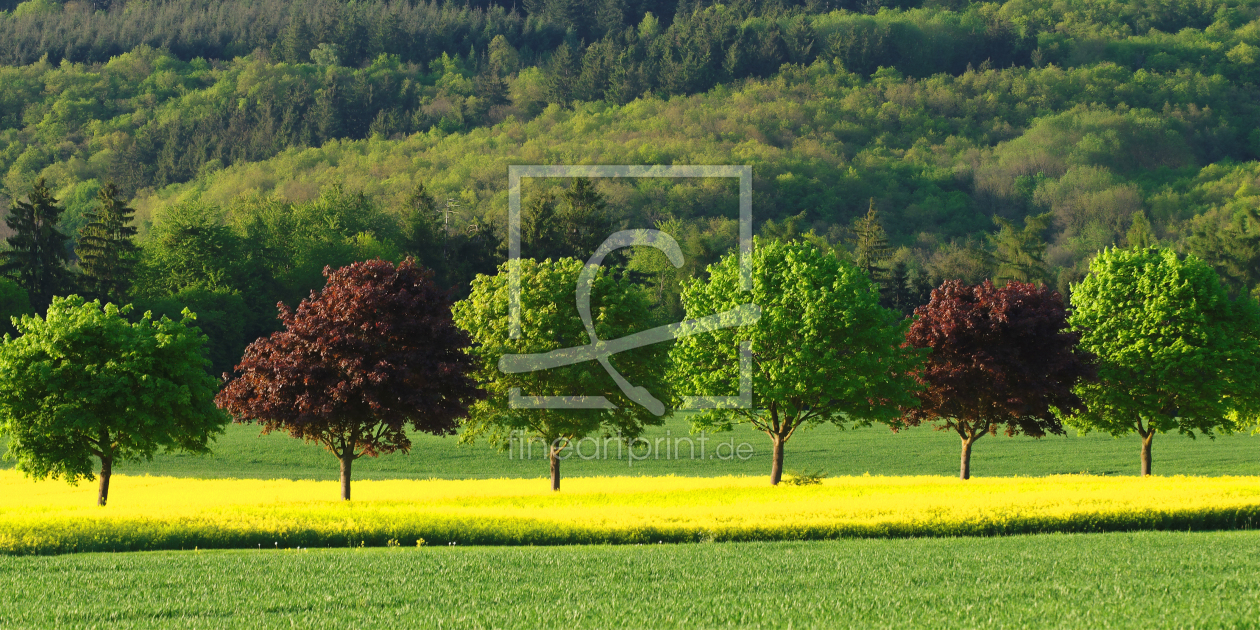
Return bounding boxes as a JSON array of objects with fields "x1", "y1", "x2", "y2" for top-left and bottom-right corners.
[
  {"x1": 0, "y1": 296, "x2": 226, "y2": 488},
  {"x1": 1065, "y1": 247, "x2": 1260, "y2": 464},
  {"x1": 671, "y1": 239, "x2": 924, "y2": 483},
  {"x1": 2, "y1": 533, "x2": 1260, "y2": 628},
  {"x1": 452, "y1": 258, "x2": 670, "y2": 470}
]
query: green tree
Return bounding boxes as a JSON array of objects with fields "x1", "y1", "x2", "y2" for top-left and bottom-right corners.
[
  {"x1": 75, "y1": 183, "x2": 139, "y2": 305},
  {"x1": 1063, "y1": 247, "x2": 1260, "y2": 476},
  {"x1": 1185, "y1": 208, "x2": 1260, "y2": 299},
  {"x1": 453, "y1": 257, "x2": 670, "y2": 491},
  {"x1": 559, "y1": 177, "x2": 614, "y2": 258},
  {"x1": 670, "y1": 239, "x2": 923, "y2": 485},
  {"x1": 0, "y1": 296, "x2": 225, "y2": 505},
  {"x1": 401, "y1": 182, "x2": 444, "y2": 276},
  {"x1": 1, "y1": 178, "x2": 72, "y2": 312},
  {"x1": 1125, "y1": 210, "x2": 1158, "y2": 249},
  {"x1": 986, "y1": 212, "x2": 1053, "y2": 286},
  {"x1": 545, "y1": 42, "x2": 579, "y2": 106},
  {"x1": 522, "y1": 191, "x2": 562, "y2": 261},
  {"x1": 850, "y1": 199, "x2": 890, "y2": 279}
]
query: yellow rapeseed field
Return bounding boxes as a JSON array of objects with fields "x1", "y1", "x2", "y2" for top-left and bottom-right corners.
[{"x1": 2, "y1": 470, "x2": 1258, "y2": 554}]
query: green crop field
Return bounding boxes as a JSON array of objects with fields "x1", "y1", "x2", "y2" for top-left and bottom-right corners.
[
  {"x1": 4, "y1": 414, "x2": 1255, "y2": 481},
  {"x1": 1, "y1": 531, "x2": 1257, "y2": 629}
]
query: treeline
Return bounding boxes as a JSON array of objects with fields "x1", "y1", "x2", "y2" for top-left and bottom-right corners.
[
  {"x1": 0, "y1": 177, "x2": 501, "y2": 375},
  {"x1": 4, "y1": 0, "x2": 1260, "y2": 207},
  {"x1": 110, "y1": 59, "x2": 1260, "y2": 299}
]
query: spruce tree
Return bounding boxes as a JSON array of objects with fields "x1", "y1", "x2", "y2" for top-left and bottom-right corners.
[
  {"x1": 559, "y1": 177, "x2": 613, "y2": 257},
  {"x1": 851, "y1": 198, "x2": 890, "y2": 280},
  {"x1": 986, "y1": 212, "x2": 1053, "y2": 286},
  {"x1": 1, "y1": 178, "x2": 72, "y2": 312},
  {"x1": 402, "y1": 183, "x2": 443, "y2": 274},
  {"x1": 1125, "y1": 210, "x2": 1158, "y2": 249},
  {"x1": 75, "y1": 183, "x2": 139, "y2": 305}
]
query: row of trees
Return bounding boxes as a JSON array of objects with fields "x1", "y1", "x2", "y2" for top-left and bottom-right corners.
[{"x1": 4, "y1": 236, "x2": 1256, "y2": 504}]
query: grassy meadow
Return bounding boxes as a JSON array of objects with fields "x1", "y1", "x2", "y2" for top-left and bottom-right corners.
[
  {"x1": 2, "y1": 531, "x2": 1258, "y2": 629},
  {"x1": 2, "y1": 414, "x2": 1256, "y2": 481}
]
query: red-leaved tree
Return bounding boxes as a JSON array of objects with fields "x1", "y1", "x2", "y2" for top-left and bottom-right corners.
[
  {"x1": 899, "y1": 280, "x2": 1095, "y2": 479},
  {"x1": 215, "y1": 258, "x2": 483, "y2": 499}
]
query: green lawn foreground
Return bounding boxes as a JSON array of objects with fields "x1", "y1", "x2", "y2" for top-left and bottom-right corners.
[
  {"x1": 0, "y1": 531, "x2": 1256, "y2": 629},
  {"x1": 3, "y1": 414, "x2": 1253, "y2": 480}
]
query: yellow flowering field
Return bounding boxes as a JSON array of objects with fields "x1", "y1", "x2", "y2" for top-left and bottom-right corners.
[{"x1": 2, "y1": 470, "x2": 1258, "y2": 554}]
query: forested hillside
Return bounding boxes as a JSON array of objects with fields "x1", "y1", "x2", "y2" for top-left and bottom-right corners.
[{"x1": 2, "y1": 0, "x2": 1260, "y2": 374}]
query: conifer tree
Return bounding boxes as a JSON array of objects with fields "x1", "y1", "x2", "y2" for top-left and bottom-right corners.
[
  {"x1": 987, "y1": 212, "x2": 1053, "y2": 286},
  {"x1": 851, "y1": 198, "x2": 890, "y2": 279},
  {"x1": 1125, "y1": 210, "x2": 1158, "y2": 249},
  {"x1": 0, "y1": 178, "x2": 72, "y2": 312},
  {"x1": 545, "y1": 42, "x2": 579, "y2": 106},
  {"x1": 402, "y1": 182, "x2": 443, "y2": 276},
  {"x1": 75, "y1": 183, "x2": 138, "y2": 305},
  {"x1": 559, "y1": 177, "x2": 613, "y2": 258}
]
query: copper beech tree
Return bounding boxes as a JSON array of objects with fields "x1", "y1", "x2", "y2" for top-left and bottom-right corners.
[
  {"x1": 215, "y1": 258, "x2": 483, "y2": 500},
  {"x1": 899, "y1": 280, "x2": 1095, "y2": 479}
]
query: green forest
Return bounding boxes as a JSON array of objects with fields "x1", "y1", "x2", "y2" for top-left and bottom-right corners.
[{"x1": 3, "y1": 0, "x2": 1260, "y2": 376}]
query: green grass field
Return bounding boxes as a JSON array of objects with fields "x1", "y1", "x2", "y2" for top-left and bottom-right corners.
[
  {"x1": 1, "y1": 531, "x2": 1256, "y2": 629},
  {"x1": 4, "y1": 414, "x2": 1255, "y2": 481}
]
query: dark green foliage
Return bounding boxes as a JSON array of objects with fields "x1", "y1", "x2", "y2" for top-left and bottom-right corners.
[
  {"x1": 851, "y1": 200, "x2": 891, "y2": 278},
  {"x1": 74, "y1": 183, "x2": 138, "y2": 305},
  {"x1": 986, "y1": 213, "x2": 1053, "y2": 286},
  {"x1": 132, "y1": 287, "x2": 248, "y2": 380},
  {"x1": 0, "y1": 179, "x2": 72, "y2": 312},
  {"x1": 401, "y1": 183, "x2": 443, "y2": 274},
  {"x1": 1186, "y1": 207, "x2": 1260, "y2": 298},
  {"x1": 558, "y1": 177, "x2": 614, "y2": 258},
  {"x1": 0, "y1": 278, "x2": 31, "y2": 338}
]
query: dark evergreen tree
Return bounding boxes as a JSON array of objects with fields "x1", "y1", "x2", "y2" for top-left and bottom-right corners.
[
  {"x1": 523, "y1": 192, "x2": 563, "y2": 261},
  {"x1": 1, "y1": 179, "x2": 73, "y2": 312},
  {"x1": 75, "y1": 183, "x2": 139, "y2": 305},
  {"x1": 402, "y1": 183, "x2": 443, "y2": 274},
  {"x1": 559, "y1": 177, "x2": 614, "y2": 258},
  {"x1": 986, "y1": 212, "x2": 1053, "y2": 286},
  {"x1": 880, "y1": 259, "x2": 914, "y2": 316},
  {"x1": 851, "y1": 198, "x2": 890, "y2": 280},
  {"x1": 545, "y1": 42, "x2": 580, "y2": 106},
  {"x1": 473, "y1": 59, "x2": 511, "y2": 123}
]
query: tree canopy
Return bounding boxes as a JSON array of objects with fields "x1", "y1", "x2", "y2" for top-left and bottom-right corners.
[
  {"x1": 0, "y1": 296, "x2": 225, "y2": 505},
  {"x1": 671, "y1": 238, "x2": 923, "y2": 485},
  {"x1": 216, "y1": 258, "x2": 483, "y2": 500},
  {"x1": 1063, "y1": 246, "x2": 1260, "y2": 475},
  {"x1": 899, "y1": 280, "x2": 1095, "y2": 479},
  {"x1": 453, "y1": 256, "x2": 671, "y2": 490}
]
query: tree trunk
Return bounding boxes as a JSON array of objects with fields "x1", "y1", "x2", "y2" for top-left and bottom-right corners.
[
  {"x1": 960, "y1": 435, "x2": 976, "y2": 480},
  {"x1": 339, "y1": 453, "x2": 353, "y2": 501},
  {"x1": 1140, "y1": 431, "x2": 1154, "y2": 477},
  {"x1": 97, "y1": 456, "x2": 113, "y2": 506},
  {"x1": 770, "y1": 436, "x2": 785, "y2": 486},
  {"x1": 550, "y1": 446, "x2": 561, "y2": 492}
]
